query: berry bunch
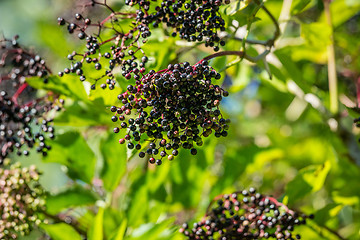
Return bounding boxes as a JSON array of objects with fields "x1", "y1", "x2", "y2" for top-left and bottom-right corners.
[
  {"x1": 0, "y1": 36, "x2": 50, "y2": 86},
  {"x1": 0, "y1": 163, "x2": 46, "y2": 239},
  {"x1": 0, "y1": 37, "x2": 63, "y2": 163},
  {"x1": 110, "y1": 60, "x2": 229, "y2": 165},
  {"x1": 57, "y1": 2, "x2": 150, "y2": 90},
  {"x1": 129, "y1": 0, "x2": 230, "y2": 51},
  {"x1": 180, "y1": 188, "x2": 313, "y2": 240}
]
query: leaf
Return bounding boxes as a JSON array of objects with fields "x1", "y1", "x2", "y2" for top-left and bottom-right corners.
[
  {"x1": 224, "y1": 1, "x2": 261, "y2": 27},
  {"x1": 285, "y1": 160, "x2": 331, "y2": 203},
  {"x1": 40, "y1": 223, "x2": 83, "y2": 240},
  {"x1": 100, "y1": 133, "x2": 127, "y2": 192},
  {"x1": 111, "y1": 219, "x2": 127, "y2": 240},
  {"x1": 301, "y1": 22, "x2": 331, "y2": 49},
  {"x1": 46, "y1": 185, "x2": 98, "y2": 215},
  {"x1": 291, "y1": 0, "x2": 311, "y2": 15},
  {"x1": 127, "y1": 186, "x2": 148, "y2": 227},
  {"x1": 37, "y1": 21, "x2": 77, "y2": 57},
  {"x1": 274, "y1": 50, "x2": 312, "y2": 93},
  {"x1": 319, "y1": 0, "x2": 360, "y2": 27},
  {"x1": 223, "y1": 0, "x2": 252, "y2": 16},
  {"x1": 27, "y1": 75, "x2": 88, "y2": 101},
  {"x1": 54, "y1": 100, "x2": 110, "y2": 126},
  {"x1": 127, "y1": 218, "x2": 175, "y2": 240},
  {"x1": 88, "y1": 207, "x2": 105, "y2": 240},
  {"x1": 44, "y1": 131, "x2": 96, "y2": 184}
]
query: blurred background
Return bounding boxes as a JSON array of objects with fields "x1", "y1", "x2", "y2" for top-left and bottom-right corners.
[{"x1": 1, "y1": 0, "x2": 360, "y2": 239}]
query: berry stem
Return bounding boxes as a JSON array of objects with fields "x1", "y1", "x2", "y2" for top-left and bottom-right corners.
[
  {"x1": 201, "y1": 51, "x2": 245, "y2": 62},
  {"x1": 264, "y1": 196, "x2": 294, "y2": 215},
  {"x1": 92, "y1": 0, "x2": 115, "y2": 13},
  {"x1": 11, "y1": 83, "x2": 28, "y2": 105}
]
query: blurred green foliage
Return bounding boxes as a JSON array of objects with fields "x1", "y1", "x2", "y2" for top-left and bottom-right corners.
[{"x1": 1, "y1": 0, "x2": 360, "y2": 239}]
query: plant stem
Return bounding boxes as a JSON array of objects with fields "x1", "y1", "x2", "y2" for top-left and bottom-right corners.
[
  {"x1": 323, "y1": 0, "x2": 338, "y2": 114},
  {"x1": 357, "y1": 76, "x2": 360, "y2": 108},
  {"x1": 11, "y1": 83, "x2": 28, "y2": 105},
  {"x1": 202, "y1": 51, "x2": 245, "y2": 61},
  {"x1": 254, "y1": 0, "x2": 281, "y2": 47}
]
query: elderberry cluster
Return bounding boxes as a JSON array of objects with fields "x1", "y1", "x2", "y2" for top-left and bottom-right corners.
[
  {"x1": 129, "y1": 0, "x2": 230, "y2": 51},
  {"x1": 0, "y1": 37, "x2": 63, "y2": 163},
  {"x1": 57, "y1": 2, "x2": 150, "y2": 90},
  {"x1": 0, "y1": 163, "x2": 46, "y2": 239},
  {"x1": 180, "y1": 188, "x2": 313, "y2": 240},
  {"x1": 110, "y1": 60, "x2": 229, "y2": 165},
  {"x1": 0, "y1": 36, "x2": 50, "y2": 85}
]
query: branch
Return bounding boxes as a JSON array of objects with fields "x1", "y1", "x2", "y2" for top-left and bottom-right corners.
[
  {"x1": 251, "y1": 0, "x2": 281, "y2": 47},
  {"x1": 260, "y1": 4, "x2": 281, "y2": 46},
  {"x1": 202, "y1": 51, "x2": 244, "y2": 61},
  {"x1": 232, "y1": 36, "x2": 269, "y2": 46}
]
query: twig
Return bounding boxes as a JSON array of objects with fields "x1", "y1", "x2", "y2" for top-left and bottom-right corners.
[
  {"x1": 201, "y1": 51, "x2": 245, "y2": 61},
  {"x1": 252, "y1": 0, "x2": 281, "y2": 47}
]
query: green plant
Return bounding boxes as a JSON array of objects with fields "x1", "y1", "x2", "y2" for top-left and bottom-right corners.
[{"x1": 0, "y1": 0, "x2": 360, "y2": 240}]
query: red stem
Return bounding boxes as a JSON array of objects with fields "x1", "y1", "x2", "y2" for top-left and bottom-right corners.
[
  {"x1": 201, "y1": 51, "x2": 245, "y2": 62},
  {"x1": 11, "y1": 83, "x2": 28, "y2": 105}
]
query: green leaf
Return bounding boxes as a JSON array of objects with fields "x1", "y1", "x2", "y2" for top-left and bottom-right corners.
[
  {"x1": 46, "y1": 185, "x2": 98, "y2": 215},
  {"x1": 286, "y1": 160, "x2": 331, "y2": 203},
  {"x1": 54, "y1": 100, "x2": 110, "y2": 126},
  {"x1": 45, "y1": 131, "x2": 96, "y2": 184},
  {"x1": 26, "y1": 75, "x2": 88, "y2": 101},
  {"x1": 301, "y1": 22, "x2": 331, "y2": 49},
  {"x1": 319, "y1": 0, "x2": 360, "y2": 27},
  {"x1": 127, "y1": 218, "x2": 175, "y2": 240},
  {"x1": 40, "y1": 223, "x2": 83, "y2": 240},
  {"x1": 88, "y1": 207, "x2": 105, "y2": 240},
  {"x1": 127, "y1": 185, "x2": 148, "y2": 227},
  {"x1": 223, "y1": 0, "x2": 252, "y2": 16},
  {"x1": 100, "y1": 133, "x2": 127, "y2": 192},
  {"x1": 224, "y1": 1, "x2": 261, "y2": 27},
  {"x1": 291, "y1": 0, "x2": 312, "y2": 15},
  {"x1": 111, "y1": 219, "x2": 127, "y2": 240},
  {"x1": 37, "y1": 21, "x2": 77, "y2": 57}
]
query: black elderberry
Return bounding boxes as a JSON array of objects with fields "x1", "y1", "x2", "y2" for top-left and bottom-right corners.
[
  {"x1": 181, "y1": 188, "x2": 313, "y2": 240},
  {"x1": 0, "y1": 36, "x2": 63, "y2": 163},
  {"x1": 58, "y1": 3, "x2": 151, "y2": 91},
  {"x1": 110, "y1": 61, "x2": 229, "y2": 165}
]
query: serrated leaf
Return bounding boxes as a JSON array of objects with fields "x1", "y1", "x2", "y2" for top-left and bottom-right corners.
[
  {"x1": 46, "y1": 185, "x2": 98, "y2": 215},
  {"x1": 40, "y1": 223, "x2": 83, "y2": 240}
]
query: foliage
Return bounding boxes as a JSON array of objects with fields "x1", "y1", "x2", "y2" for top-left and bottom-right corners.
[{"x1": 0, "y1": 0, "x2": 360, "y2": 239}]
